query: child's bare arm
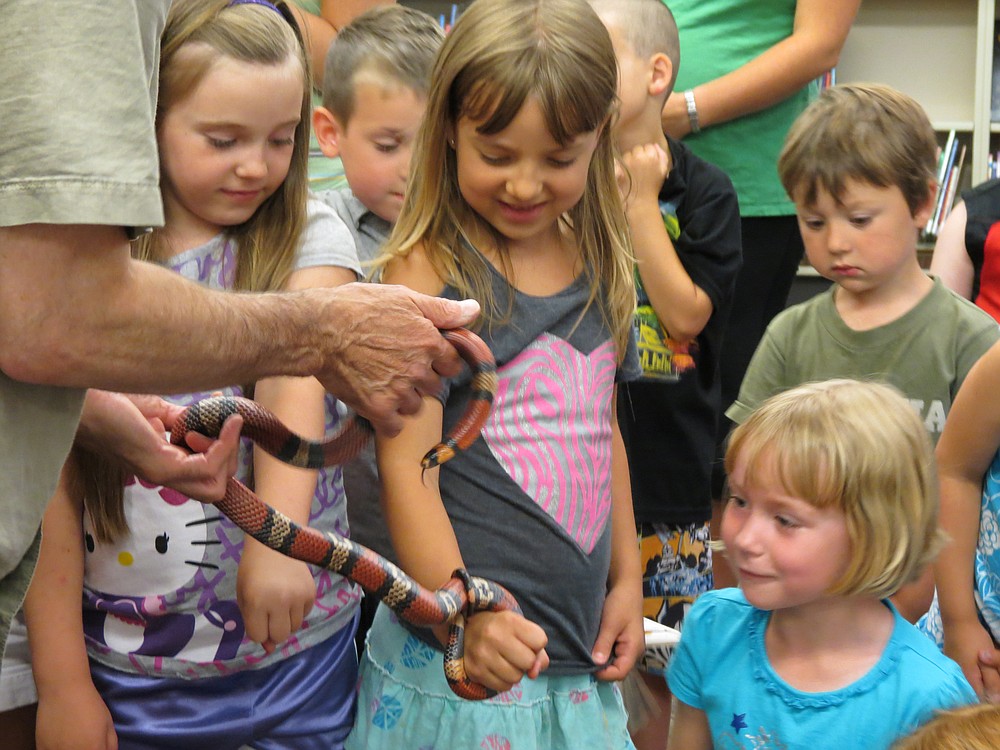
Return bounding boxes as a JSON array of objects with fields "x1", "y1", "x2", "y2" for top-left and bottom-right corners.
[
  {"x1": 238, "y1": 264, "x2": 357, "y2": 653},
  {"x1": 667, "y1": 697, "x2": 713, "y2": 750},
  {"x1": 25, "y1": 455, "x2": 117, "y2": 750},
  {"x1": 592, "y1": 392, "x2": 643, "y2": 681},
  {"x1": 935, "y1": 341, "x2": 1000, "y2": 700},
  {"x1": 621, "y1": 143, "x2": 713, "y2": 342},
  {"x1": 377, "y1": 249, "x2": 549, "y2": 694}
]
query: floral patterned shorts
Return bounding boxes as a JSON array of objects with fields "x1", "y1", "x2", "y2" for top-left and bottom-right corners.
[{"x1": 346, "y1": 605, "x2": 636, "y2": 750}]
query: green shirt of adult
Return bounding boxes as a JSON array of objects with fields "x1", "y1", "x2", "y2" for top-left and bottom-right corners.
[{"x1": 668, "y1": 0, "x2": 810, "y2": 217}]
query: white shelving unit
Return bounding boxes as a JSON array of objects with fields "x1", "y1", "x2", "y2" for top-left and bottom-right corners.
[{"x1": 836, "y1": 0, "x2": 995, "y2": 188}]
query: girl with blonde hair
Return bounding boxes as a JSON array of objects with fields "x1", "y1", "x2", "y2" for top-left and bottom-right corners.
[
  {"x1": 668, "y1": 380, "x2": 976, "y2": 749},
  {"x1": 348, "y1": 0, "x2": 641, "y2": 747},
  {"x1": 25, "y1": 2, "x2": 365, "y2": 747}
]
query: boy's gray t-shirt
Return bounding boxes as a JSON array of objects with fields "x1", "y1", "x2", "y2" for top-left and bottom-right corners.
[{"x1": 314, "y1": 188, "x2": 392, "y2": 268}]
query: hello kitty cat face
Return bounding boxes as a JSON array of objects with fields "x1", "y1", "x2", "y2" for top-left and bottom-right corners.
[{"x1": 83, "y1": 477, "x2": 222, "y2": 596}]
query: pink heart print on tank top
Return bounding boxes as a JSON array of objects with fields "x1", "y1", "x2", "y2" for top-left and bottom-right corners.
[{"x1": 482, "y1": 333, "x2": 617, "y2": 553}]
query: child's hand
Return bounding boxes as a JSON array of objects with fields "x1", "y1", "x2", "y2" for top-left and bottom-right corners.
[
  {"x1": 237, "y1": 540, "x2": 316, "y2": 654},
  {"x1": 619, "y1": 143, "x2": 671, "y2": 214},
  {"x1": 591, "y1": 578, "x2": 644, "y2": 681},
  {"x1": 461, "y1": 609, "x2": 549, "y2": 694},
  {"x1": 977, "y1": 644, "x2": 1000, "y2": 703},
  {"x1": 36, "y1": 682, "x2": 117, "y2": 750},
  {"x1": 944, "y1": 617, "x2": 1000, "y2": 701}
]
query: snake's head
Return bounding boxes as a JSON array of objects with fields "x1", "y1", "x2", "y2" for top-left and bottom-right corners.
[{"x1": 420, "y1": 442, "x2": 457, "y2": 471}]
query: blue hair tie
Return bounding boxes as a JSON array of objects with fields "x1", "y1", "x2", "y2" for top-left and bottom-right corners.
[{"x1": 227, "y1": 0, "x2": 283, "y2": 15}]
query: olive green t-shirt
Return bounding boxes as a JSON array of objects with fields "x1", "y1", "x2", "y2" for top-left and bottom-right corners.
[{"x1": 727, "y1": 277, "x2": 1000, "y2": 443}]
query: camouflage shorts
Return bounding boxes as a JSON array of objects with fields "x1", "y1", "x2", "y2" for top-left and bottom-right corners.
[{"x1": 637, "y1": 521, "x2": 712, "y2": 674}]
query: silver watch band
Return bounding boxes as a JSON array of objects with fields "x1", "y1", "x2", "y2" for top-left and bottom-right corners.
[{"x1": 684, "y1": 89, "x2": 701, "y2": 134}]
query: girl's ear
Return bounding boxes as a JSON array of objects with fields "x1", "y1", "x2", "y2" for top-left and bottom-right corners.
[
  {"x1": 313, "y1": 106, "x2": 343, "y2": 158},
  {"x1": 648, "y1": 52, "x2": 672, "y2": 99}
]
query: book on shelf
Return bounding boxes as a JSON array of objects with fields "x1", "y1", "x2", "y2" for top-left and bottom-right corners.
[{"x1": 923, "y1": 130, "x2": 965, "y2": 240}]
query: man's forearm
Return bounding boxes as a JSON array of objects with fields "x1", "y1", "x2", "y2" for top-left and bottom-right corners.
[
  {"x1": 0, "y1": 224, "x2": 324, "y2": 393},
  {"x1": 1, "y1": 223, "x2": 478, "y2": 434}
]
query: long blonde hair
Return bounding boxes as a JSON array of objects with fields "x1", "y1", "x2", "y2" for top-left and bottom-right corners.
[
  {"x1": 134, "y1": 0, "x2": 312, "y2": 293},
  {"x1": 376, "y1": 0, "x2": 634, "y2": 361}
]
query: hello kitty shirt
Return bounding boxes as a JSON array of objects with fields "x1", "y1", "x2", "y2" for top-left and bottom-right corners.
[{"x1": 81, "y1": 199, "x2": 363, "y2": 678}]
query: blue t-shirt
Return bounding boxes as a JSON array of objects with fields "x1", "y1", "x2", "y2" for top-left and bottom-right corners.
[{"x1": 668, "y1": 589, "x2": 976, "y2": 749}]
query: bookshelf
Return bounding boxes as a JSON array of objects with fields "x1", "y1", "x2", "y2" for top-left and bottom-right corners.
[
  {"x1": 400, "y1": 1, "x2": 469, "y2": 29},
  {"x1": 835, "y1": 0, "x2": 995, "y2": 192}
]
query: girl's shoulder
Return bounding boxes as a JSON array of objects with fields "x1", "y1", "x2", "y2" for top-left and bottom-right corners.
[
  {"x1": 383, "y1": 242, "x2": 446, "y2": 296},
  {"x1": 686, "y1": 588, "x2": 759, "y2": 640}
]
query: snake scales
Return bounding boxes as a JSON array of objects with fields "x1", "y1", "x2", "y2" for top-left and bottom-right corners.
[{"x1": 170, "y1": 328, "x2": 518, "y2": 701}]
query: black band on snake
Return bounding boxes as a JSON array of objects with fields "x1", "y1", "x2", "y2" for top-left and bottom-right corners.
[{"x1": 170, "y1": 328, "x2": 514, "y2": 701}]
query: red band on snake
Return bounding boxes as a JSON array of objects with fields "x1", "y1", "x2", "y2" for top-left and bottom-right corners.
[{"x1": 171, "y1": 327, "x2": 515, "y2": 700}]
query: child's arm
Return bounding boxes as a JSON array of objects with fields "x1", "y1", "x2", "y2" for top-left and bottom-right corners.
[
  {"x1": 929, "y1": 200, "x2": 975, "y2": 300},
  {"x1": 667, "y1": 697, "x2": 712, "y2": 750},
  {"x1": 377, "y1": 249, "x2": 549, "y2": 694},
  {"x1": 621, "y1": 143, "x2": 713, "y2": 343},
  {"x1": 592, "y1": 391, "x2": 643, "y2": 681},
  {"x1": 24, "y1": 455, "x2": 118, "y2": 750},
  {"x1": 934, "y1": 341, "x2": 1000, "y2": 701},
  {"x1": 237, "y1": 265, "x2": 357, "y2": 653}
]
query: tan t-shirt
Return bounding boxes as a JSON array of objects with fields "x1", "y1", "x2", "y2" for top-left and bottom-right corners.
[{"x1": 0, "y1": 0, "x2": 168, "y2": 641}]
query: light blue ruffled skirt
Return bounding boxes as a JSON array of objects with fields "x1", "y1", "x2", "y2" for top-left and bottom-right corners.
[{"x1": 346, "y1": 605, "x2": 635, "y2": 750}]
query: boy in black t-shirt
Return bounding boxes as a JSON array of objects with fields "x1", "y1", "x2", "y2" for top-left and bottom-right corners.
[{"x1": 589, "y1": 1, "x2": 742, "y2": 745}]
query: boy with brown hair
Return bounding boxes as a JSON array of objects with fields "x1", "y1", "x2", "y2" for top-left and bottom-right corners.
[
  {"x1": 727, "y1": 83, "x2": 999, "y2": 621},
  {"x1": 311, "y1": 3, "x2": 445, "y2": 654},
  {"x1": 312, "y1": 4, "x2": 443, "y2": 264}
]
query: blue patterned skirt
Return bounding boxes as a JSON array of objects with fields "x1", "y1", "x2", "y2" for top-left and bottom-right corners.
[
  {"x1": 346, "y1": 604, "x2": 635, "y2": 750},
  {"x1": 918, "y1": 449, "x2": 1000, "y2": 646}
]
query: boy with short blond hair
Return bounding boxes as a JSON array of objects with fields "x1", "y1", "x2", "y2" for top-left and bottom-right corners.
[
  {"x1": 589, "y1": 1, "x2": 742, "y2": 745},
  {"x1": 728, "y1": 83, "x2": 999, "y2": 622},
  {"x1": 311, "y1": 4, "x2": 444, "y2": 653},
  {"x1": 313, "y1": 4, "x2": 443, "y2": 264}
]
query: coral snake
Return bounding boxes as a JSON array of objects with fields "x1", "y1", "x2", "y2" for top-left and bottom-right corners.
[{"x1": 171, "y1": 327, "x2": 518, "y2": 700}]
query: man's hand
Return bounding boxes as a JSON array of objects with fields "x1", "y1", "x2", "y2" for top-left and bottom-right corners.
[
  {"x1": 315, "y1": 283, "x2": 480, "y2": 436},
  {"x1": 75, "y1": 390, "x2": 242, "y2": 503}
]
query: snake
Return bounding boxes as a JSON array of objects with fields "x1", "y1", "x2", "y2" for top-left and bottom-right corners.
[{"x1": 170, "y1": 328, "x2": 518, "y2": 701}]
